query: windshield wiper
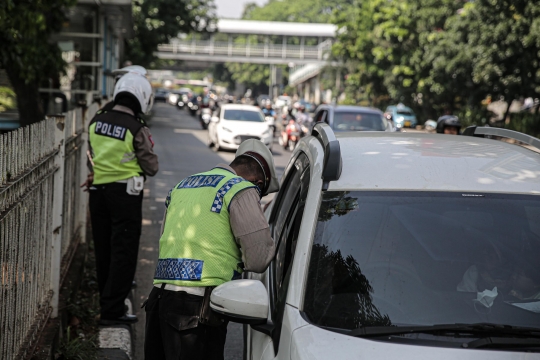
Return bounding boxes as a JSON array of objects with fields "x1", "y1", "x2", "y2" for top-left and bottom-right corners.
[
  {"x1": 464, "y1": 336, "x2": 540, "y2": 349},
  {"x1": 350, "y1": 323, "x2": 540, "y2": 339}
]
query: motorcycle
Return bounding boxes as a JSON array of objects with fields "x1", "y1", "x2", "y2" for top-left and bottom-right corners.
[
  {"x1": 200, "y1": 108, "x2": 212, "y2": 130},
  {"x1": 265, "y1": 116, "x2": 276, "y2": 134},
  {"x1": 177, "y1": 94, "x2": 189, "y2": 110},
  {"x1": 187, "y1": 97, "x2": 199, "y2": 116},
  {"x1": 279, "y1": 120, "x2": 308, "y2": 151}
]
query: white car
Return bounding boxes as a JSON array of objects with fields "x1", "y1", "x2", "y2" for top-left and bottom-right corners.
[
  {"x1": 208, "y1": 104, "x2": 273, "y2": 151},
  {"x1": 211, "y1": 124, "x2": 540, "y2": 359}
]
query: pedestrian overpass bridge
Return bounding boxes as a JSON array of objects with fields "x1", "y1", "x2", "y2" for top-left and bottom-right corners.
[{"x1": 155, "y1": 19, "x2": 336, "y2": 65}]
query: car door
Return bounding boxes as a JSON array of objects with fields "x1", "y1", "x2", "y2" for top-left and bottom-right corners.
[{"x1": 248, "y1": 153, "x2": 311, "y2": 360}]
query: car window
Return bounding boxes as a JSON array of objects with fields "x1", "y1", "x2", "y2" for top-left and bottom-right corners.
[
  {"x1": 333, "y1": 112, "x2": 385, "y2": 131},
  {"x1": 268, "y1": 153, "x2": 310, "y2": 353},
  {"x1": 303, "y1": 191, "x2": 540, "y2": 335},
  {"x1": 271, "y1": 154, "x2": 309, "y2": 254},
  {"x1": 223, "y1": 109, "x2": 264, "y2": 122},
  {"x1": 396, "y1": 109, "x2": 414, "y2": 116},
  {"x1": 314, "y1": 110, "x2": 328, "y2": 124},
  {"x1": 314, "y1": 110, "x2": 323, "y2": 123}
]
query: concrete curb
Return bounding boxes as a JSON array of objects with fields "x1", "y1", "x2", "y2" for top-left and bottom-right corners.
[{"x1": 98, "y1": 296, "x2": 135, "y2": 359}]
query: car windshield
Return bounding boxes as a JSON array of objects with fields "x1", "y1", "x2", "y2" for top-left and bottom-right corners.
[
  {"x1": 304, "y1": 191, "x2": 540, "y2": 332},
  {"x1": 397, "y1": 109, "x2": 414, "y2": 116},
  {"x1": 223, "y1": 109, "x2": 264, "y2": 122},
  {"x1": 333, "y1": 112, "x2": 386, "y2": 131}
]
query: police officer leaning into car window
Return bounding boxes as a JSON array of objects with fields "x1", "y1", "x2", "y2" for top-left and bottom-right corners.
[
  {"x1": 144, "y1": 139, "x2": 279, "y2": 360},
  {"x1": 81, "y1": 69, "x2": 158, "y2": 325}
]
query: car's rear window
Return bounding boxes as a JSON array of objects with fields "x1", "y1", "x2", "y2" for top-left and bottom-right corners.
[
  {"x1": 396, "y1": 109, "x2": 414, "y2": 116},
  {"x1": 223, "y1": 109, "x2": 264, "y2": 122},
  {"x1": 304, "y1": 191, "x2": 540, "y2": 332},
  {"x1": 333, "y1": 112, "x2": 385, "y2": 131}
]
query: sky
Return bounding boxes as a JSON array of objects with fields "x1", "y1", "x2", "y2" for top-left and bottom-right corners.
[{"x1": 215, "y1": 0, "x2": 268, "y2": 19}]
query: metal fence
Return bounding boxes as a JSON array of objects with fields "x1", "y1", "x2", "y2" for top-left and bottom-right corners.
[{"x1": 0, "y1": 103, "x2": 98, "y2": 359}]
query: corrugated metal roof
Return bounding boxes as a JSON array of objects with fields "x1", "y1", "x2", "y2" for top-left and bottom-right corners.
[{"x1": 216, "y1": 19, "x2": 336, "y2": 37}]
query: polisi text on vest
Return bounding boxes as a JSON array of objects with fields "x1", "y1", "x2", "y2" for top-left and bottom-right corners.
[{"x1": 95, "y1": 121, "x2": 127, "y2": 140}]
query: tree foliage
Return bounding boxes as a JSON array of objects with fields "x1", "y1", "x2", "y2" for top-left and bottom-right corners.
[
  {"x1": 334, "y1": 0, "x2": 540, "y2": 123},
  {"x1": 0, "y1": 0, "x2": 76, "y2": 125},
  {"x1": 126, "y1": 0, "x2": 216, "y2": 67}
]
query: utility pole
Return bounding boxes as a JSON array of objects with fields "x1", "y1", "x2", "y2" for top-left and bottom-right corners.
[{"x1": 269, "y1": 65, "x2": 276, "y2": 100}]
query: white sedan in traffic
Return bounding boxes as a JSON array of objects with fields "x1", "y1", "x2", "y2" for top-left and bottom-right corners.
[{"x1": 208, "y1": 104, "x2": 273, "y2": 151}]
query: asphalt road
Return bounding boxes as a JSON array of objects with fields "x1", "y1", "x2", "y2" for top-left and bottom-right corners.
[{"x1": 133, "y1": 102, "x2": 292, "y2": 359}]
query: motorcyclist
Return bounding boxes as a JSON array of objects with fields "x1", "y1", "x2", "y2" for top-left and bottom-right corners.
[
  {"x1": 295, "y1": 104, "x2": 312, "y2": 127},
  {"x1": 436, "y1": 115, "x2": 461, "y2": 135},
  {"x1": 262, "y1": 100, "x2": 276, "y2": 118}
]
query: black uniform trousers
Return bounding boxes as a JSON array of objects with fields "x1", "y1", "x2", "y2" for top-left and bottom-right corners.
[
  {"x1": 89, "y1": 182, "x2": 143, "y2": 319},
  {"x1": 144, "y1": 286, "x2": 228, "y2": 360}
]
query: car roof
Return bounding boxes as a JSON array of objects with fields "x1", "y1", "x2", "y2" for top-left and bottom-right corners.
[
  {"x1": 221, "y1": 104, "x2": 262, "y2": 111},
  {"x1": 326, "y1": 132, "x2": 540, "y2": 195},
  {"x1": 387, "y1": 104, "x2": 413, "y2": 111},
  {"x1": 325, "y1": 105, "x2": 383, "y2": 114}
]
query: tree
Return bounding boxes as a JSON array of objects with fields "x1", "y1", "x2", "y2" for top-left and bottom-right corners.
[
  {"x1": 333, "y1": 0, "x2": 540, "y2": 126},
  {"x1": 332, "y1": 0, "x2": 461, "y2": 112},
  {"x1": 0, "y1": 0, "x2": 76, "y2": 126},
  {"x1": 458, "y1": 0, "x2": 540, "y2": 120},
  {"x1": 126, "y1": 0, "x2": 216, "y2": 67}
]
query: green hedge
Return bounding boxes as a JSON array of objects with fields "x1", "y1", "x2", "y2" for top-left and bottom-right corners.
[{"x1": 506, "y1": 112, "x2": 540, "y2": 139}]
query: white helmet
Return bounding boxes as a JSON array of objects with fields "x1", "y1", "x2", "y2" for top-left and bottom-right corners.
[
  {"x1": 236, "y1": 139, "x2": 279, "y2": 196},
  {"x1": 113, "y1": 72, "x2": 154, "y2": 114}
]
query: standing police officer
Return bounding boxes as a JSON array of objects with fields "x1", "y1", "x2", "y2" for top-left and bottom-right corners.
[
  {"x1": 82, "y1": 70, "x2": 158, "y2": 325},
  {"x1": 144, "y1": 139, "x2": 279, "y2": 360}
]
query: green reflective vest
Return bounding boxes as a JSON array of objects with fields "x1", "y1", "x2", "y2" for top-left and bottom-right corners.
[
  {"x1": 89, "y1": 110, "x2": 145, "y2": 185},
  {"x1": 154, "y1": 167, "x2": 256, "y2": 287}
]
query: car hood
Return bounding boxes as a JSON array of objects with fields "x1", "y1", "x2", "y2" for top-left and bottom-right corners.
[
  {"x1": 221, "y1": 120, "x2": 269, "y2": 134},
  {"x1": 291, "y1": 325, "x2": 537, "y2": 360}
]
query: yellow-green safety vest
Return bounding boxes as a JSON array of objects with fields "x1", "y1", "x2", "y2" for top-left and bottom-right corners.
[
  {"x1": 154, "y1": 167, "x2": 256, "y2": 287},
  {"x1": 89, "y1": 110, "x2": 145, "y2": 185}
]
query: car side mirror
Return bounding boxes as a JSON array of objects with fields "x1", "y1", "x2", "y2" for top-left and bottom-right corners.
[
  {"x1": 211, "y1": 116, "x2": 219, "y2": 123},
  {"x1": 210, "y1": 279, "x2": 268, "y2": 325}
]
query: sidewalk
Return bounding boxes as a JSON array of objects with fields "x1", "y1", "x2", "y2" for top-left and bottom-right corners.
[{"x1": 97, "y1": 296, "x2": 135, "y2": 359}]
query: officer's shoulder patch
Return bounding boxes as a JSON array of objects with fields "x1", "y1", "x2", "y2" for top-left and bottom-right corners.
[{"x1": 176, "y1": 175, "x2": 225, "y2": 189}]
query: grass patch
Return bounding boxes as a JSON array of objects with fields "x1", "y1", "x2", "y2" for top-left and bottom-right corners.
[{"x1": 57, "y1": 243, "x2": 100, "y2": 360}]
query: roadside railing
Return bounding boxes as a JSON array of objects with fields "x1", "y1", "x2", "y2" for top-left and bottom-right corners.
[{"x1": 0, "y1": 103, "x2": 98, "y2": 360}]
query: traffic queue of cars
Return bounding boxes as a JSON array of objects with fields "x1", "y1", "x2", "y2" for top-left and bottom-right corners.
[{"x1": 158, "y1": 87, "x2": 428, "y2": 156}]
